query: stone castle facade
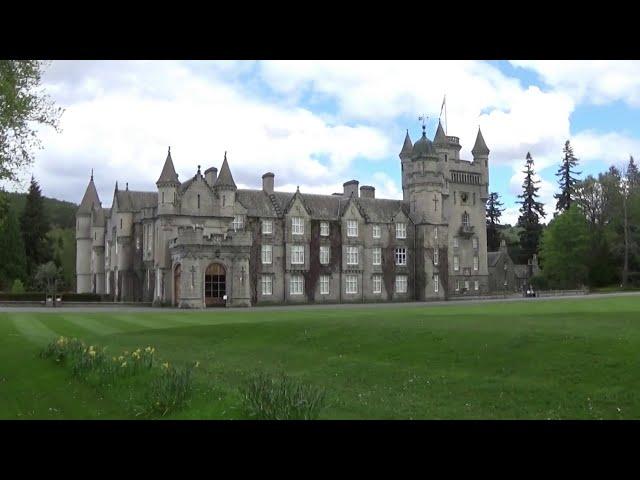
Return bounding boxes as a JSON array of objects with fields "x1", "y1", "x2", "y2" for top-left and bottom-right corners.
[{"x1": 76, "y1": 121, "x2": 490, "y2": 307}]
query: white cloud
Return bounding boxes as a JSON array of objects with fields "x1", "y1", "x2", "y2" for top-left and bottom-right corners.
[{"x1": 510, "y1": 60, "x2": 640, "y2": 106}]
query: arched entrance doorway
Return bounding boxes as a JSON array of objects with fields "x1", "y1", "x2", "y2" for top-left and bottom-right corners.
[
  {"x1": 204, "y1": 263, "x2": 226, "y2": 307},
  {"x1": 174, "y1": 264, "x2": 181, "y2": 306}
]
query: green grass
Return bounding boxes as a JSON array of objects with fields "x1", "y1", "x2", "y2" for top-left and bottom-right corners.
[{"x1": 1, "y1": 296, "x2": 640, "y2": 419}]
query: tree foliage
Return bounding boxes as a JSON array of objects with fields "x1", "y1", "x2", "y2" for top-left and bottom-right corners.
[
  {"x1": 539, "y1": 206, "x2": 590, "y2": 289},
  {"x1": 517, "y1": 152, "x2": 546, "y2": 258},
  {"x1": 0, "y1": 60, "x2": 62, "y2": 184},
  {"x1": 485, "y1": 192, "x2": 504, "y2": 251},
  {"x1": 0, "y1": 203, "x2": 27, "y2": 289},
  {"x1": 554, "y1": 140, "x2": 581, "y2": 214},
  {"x1": 20, "y1": 176, "x2": 52, "y2": 279}
]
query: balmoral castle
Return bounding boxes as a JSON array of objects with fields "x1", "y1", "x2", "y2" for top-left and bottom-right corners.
[{"x1": 76, "y1": 120, "x2": 490, "y2": 307}]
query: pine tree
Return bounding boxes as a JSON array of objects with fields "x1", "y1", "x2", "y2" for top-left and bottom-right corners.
[
  {"x1": 0, "y1": 206, "x2": 27, "y2": 289},
  {"x1": 486, "y1": 192, "x2": 505, "y2": 251},
  {"x1": 554, "y1": 140, "x2": 581, "y2": 214},
  {"x1": 517, "y1": 152, "x2": 546, "y2": 258},
  {"x1": 627, "y1": 155, "x2": 640, "y2": 191},
  {"x1": 20, "y1": 176, "x2": 52, "y2": 279}
]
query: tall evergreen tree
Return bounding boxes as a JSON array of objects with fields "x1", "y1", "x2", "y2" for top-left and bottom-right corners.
[
  {"x1": 486, "y1": 192, "x2": 505, "y2": 251},
  {"x1": 0, "y1": 205, "x2": 27, "y2": 289},
  {"x1": 517, "y1": 152, "x2": 546, "y2": 258},
  {"x1": 20, "y1": 176, "x2": 52, "y2": 279},
  {"x1": 627, "y1": 155, "x2": 640, "y2": 190},
  {"x1": 554, "y1": 140, "x2": 581, "y2": 214}
]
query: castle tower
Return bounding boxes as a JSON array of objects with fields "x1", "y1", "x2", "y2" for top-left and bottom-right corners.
[
  {"x1": 215, "y1": 151, "x2": 237, "y2": 217},
  {"x1": 76, "y1": 170, "x2": 101, "y2": 293},
  {"x1": 471, "y1": 127, "x2": 490, "y2": 200},
  {"x1": 156, "y1": 147, "x2": 180, "y2": 216},
  {"x1": 91, "y1": 204, "x2": 106, "y2": 294},
  {"x1": 399, "y1": 130, "x2": 413, "y2": 202}
]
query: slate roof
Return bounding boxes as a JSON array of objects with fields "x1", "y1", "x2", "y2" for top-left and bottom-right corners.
[
  {"x1": 513, "y1": 264, "x2": 529, "y2": 278},
  {"x1": 156, "y1": 149, "x2": 180, "y2": 185},
  {"x1": 215, "y1": 155, "x2": 236, "y2": 189},
  {"x1": 471, "y1": 128, "x2": 490, "y2": 156},
  {"x1": 487, "y1": 251, "x2": 502, "y2": 267},
  {"x1": 77, "y1": 177, "x2": 101, "y2": 215},
  {"x1": 236, "y1": 189, "x2": 280, "y2": 218},
  {"x1": 399, "y1": 130, "x2": 413, "y2": 157},
  {"x1": 412, "y1": 130, "x2": 436, "y2": 159},
  {"x1": 115, "y1": 190, "x2": 157, "y2": 212},
  {"x1": 433, "y1": 120, "x2": 447, "y2": 144}
]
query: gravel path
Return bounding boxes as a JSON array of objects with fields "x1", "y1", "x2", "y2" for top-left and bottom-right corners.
[{"x1": 1, "y1": 291, "x2": 638, "y2": 314}]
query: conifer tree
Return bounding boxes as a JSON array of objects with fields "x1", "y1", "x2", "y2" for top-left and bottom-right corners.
[
  {"x1": 0, "y1": 206, "x2": 27, "y2": 289},
  {"x1": 20, "y1": 176, "x2": 52, "y2": 279},
  {"x1": 517, "y1": 152, "x2": 546, "y2": 258},
  {"x1": 554, "y1": 140, "x2": 581, "y2": 213},
  {"x1": 627, "y1": 155, "x2": 640, "y2": 190},
  {"x1": 486, "y1": 192, "x2": 505, "y2": 251}
]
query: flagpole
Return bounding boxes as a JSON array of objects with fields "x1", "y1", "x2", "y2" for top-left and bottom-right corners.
[{"x1": 444, "y1": 95, "x2": 448, "y2": 135}]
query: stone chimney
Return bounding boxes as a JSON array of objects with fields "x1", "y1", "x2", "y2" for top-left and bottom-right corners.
[
  {"x1": 343, "y1": 180, "x2": 359, "y2": 198},
  {"x1": 205, "y1": 167, "x2": 217, "y2": 188},
  {"x1": 262, "y1": 172, "x2": 274, "y2": 195},
  {"x1": 360, "y1": 185, "x2": 375, "y2": 199}
]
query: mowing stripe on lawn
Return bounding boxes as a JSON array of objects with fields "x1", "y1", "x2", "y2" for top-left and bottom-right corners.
[
  {"x1": 61, "y1": 315, "x2": 123, "y2": 336},
  {"x1": 115, "y1": 314, "x2": 187, "y2": 330},
  {"x1": 10, "y1": 314, "x2": 60, "y2": 345}
]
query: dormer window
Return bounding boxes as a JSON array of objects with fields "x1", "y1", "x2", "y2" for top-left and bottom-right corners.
[
  {"x1": 292, "y1": 217, "x2": 304, "y2": 235},
  {"x1": 347, "y1": 220, "x2": 358, "y2": 237}
]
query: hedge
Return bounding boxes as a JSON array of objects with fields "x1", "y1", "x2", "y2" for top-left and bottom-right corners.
[{"x1": 0, "y1": 292, "x2": 110, "y2": 302}]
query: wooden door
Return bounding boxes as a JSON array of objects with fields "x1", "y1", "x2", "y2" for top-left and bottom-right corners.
[{"x1": 204, "y1": 263, "x2": 226, "y2": 307}]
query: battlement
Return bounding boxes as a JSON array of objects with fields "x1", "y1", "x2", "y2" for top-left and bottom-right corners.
[{"x1": 170, "y1": 225, "x2": 252, "y2": 248}]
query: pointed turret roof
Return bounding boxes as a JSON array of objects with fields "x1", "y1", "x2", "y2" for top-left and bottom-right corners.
[
  {"x1": 156, "y1": 147, "x2": 179, "y2": 185},
  {"x1": 399, "y1": 130, "x2": 413, "y2": 158},
  {"x1": 433, "y1": 120, "x2": 447, "y2": 144},
  {"x1": 411, "y1": 127, "x2": 436, "y2": 159},
  {"x1": 472, "y1": 127, "x2": 490, "y2": 156},
  {"x1": 77, "y1": 172, "x2": 101, "y2": 215},
  {"x1": 215, "y1": 152, "x2": 237, "y2": 189}
]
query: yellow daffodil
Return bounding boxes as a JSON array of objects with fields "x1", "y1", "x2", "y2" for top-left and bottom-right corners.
[
  {"x1": 89, "y1": 350, "x2": 96, "y2": 357},
  {"x1": 121, "y1": 362, "x2": 127, "y2": 368},
  {"x1": 118, "y1": 356, "x2": 124, "y2": 361},
  {"x1": 162, "y1": 362, "x2": 169, "y2": 369},
  {"x1": 195, "y1": 361, "x2": 200, "y2": 368}
]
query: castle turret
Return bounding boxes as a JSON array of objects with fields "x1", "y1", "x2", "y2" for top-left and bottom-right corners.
[
  {"x1": 399, "y1": 130, "x2": 413, "y2": 201},
  {"x1": 156, "y1": 147, "x2": 180, "y2": 216},
  {"x1": 471, "y1": 127, "x2": 490, "y2": 199},
  {"x1": 76, "y1": 170, "x2": 101, "y2": 293},
  {"x1": 91, "y1": 204, "x2": 106, "y2": 293},
  {"x1": 215, "y1": 151, "x2": 237, "y2": 215}
]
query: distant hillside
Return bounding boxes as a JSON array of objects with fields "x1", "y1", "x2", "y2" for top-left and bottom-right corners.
[{"x1": 4, "y1": 191, "x2": 78, "y2": 229}]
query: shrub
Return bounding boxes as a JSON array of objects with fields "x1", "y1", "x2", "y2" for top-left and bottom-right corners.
[
  {"x1": 240, "y1": 372, "x2": 326, "y2": 420},
  {"x1": 142, "y1": 362, "x2": 197, "y2": 417},
  {"x1": 530, "y1": 274, "x2": 548, "y2": 290},
  {"x1": 10, "y1": 279, "x2": 25, "y2": 294}
]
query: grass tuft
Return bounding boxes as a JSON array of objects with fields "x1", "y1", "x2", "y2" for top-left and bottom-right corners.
[{"x1": 240, "y1": 372, "x2": 326, "y2": 420}]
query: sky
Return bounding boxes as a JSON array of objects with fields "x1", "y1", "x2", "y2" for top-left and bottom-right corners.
[{"x1": 8, "y1": 60, "x2": 640, "y2": 226}]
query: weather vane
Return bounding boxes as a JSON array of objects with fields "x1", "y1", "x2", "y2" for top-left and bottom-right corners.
[{"x1": 418, "y1": 115, "x2": 428, "y2": 134}]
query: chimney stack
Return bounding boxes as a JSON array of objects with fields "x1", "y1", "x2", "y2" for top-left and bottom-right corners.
[
  {"x1": 262, "y1": 172, "x2": 274, "y2": 195},
  {"x1": 360, "y1": 185, "x2": 375, "y2": 199},
  {"x1": 343, "y1": 180, "x2": 359, "y2": 198},
  {"x1": 205, "y1": 167, "x2": 217, "y2": 188}
]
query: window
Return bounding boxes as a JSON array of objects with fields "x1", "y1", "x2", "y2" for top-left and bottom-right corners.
[
  {"x1": 395, "y1": 248, "x2": 407, "y2": 266},
  {"x1": 372, "y1": 247, "x2": 382, "y2": 266},
  {"x1": 473, "y1": 255, "x2": 479, "y2": 271},
  {"x1": 373, "y1": 224, "x2": 381, "y2": 239},
  {"x1": 346, "y1": 275, "x2": 358, "y2": 294},
  {"x1": 464, "y1": 280, "x2": 470, "y2": 291},
  {"x1": 347, "y1": 220, "x2": 358, "y2": 237},
  {"x1": 346, "y1": 246, "x2": 359, "y2": 265},
  {"x1": 373, "y1": 275, "x2": 382, "y2": 294},
  {"x1": 197, "y1": 194, "x2": 200, "y2": 209},
  {"x1": 434, "y1": 274, "x2": 439, "y2": 293},
  {"x1": 262, "y1": 245, "x2": 272, "y2": 264},
  {"x1": 462, "y1": 212, "x2": 470, "y2": 227},
  {"x1": 395, "y1": 275, "x2": 408, "y2": 294},
  {"x1": 292, "y1": 217, "x2": 304, "y2": 235},
  {"x1": 453, "y1": 255, "x2": 459, "y2": 271},
  {"x1": 433, "y1": 248, "x2": 439, "y2": 265},
  {"x1": 120, "y1": 218, "x2": 123, "y2": 229},
  {"x1": 233, "y1": 216, "x2": 244, "y2": 231},
  {"x1": 290, "y1": 275, "x2": 304, "y2": 295},
  {"x1": 472, "y1": 237, "x2": 478, "y2": 249},
  {"x1": 320, "y1": 275, "x2": 330, "y2": 295},
  {"x1": 320, "y1": 246, "x2": 330, "y2": 265},
  {"x1": 115, "y1": 239, "x2": 118, "y2": 254},
  {"x1": 136, "y1": 237, "x2": 140, "y2": 250},
  {"x1": 261, "y1": 275, "x2": 272, "y2": 295},
  {"x1": 262, "y1": 219, "x2": 273, "y2": 235},
  {"x1": 434, "y1": 226, "x2": 438, "y2": 240},
  {"x1": 162, "y1": 192, "x2": 165, "y2": 203},
  {"x1": 453, "y1": 237, "x2": 459, "y2": 248},
  {"x1": 455, "y1": 280, "x2": 461, "y2": 291},
  {"x1": 291, "y1": 245, "x2": 304, "y2": 265},
  {"x1": 474, "y1": 280, "x2": 479, "y2": 291},
  {"x1": 396, "y1": 223, "x2": 407, "y2": 239},
  {"x1": 320, "y1": 222, "x2": 329, "y2": 236},
  {"x1": 94, "y1": 232, "x2": 97, "y2": 240}
]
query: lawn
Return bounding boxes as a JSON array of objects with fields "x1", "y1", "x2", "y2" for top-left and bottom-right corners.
[{"x1": 1, "y1": 296, "x2": 640, "y2": 419}]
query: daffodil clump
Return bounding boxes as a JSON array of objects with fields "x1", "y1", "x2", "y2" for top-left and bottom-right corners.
[
  {"x1": 143, "y1": 360, "x2": 199, "y2": 417},
  {"x1": 40, "y1": 336, "x2": 86, "y2": 363}
]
